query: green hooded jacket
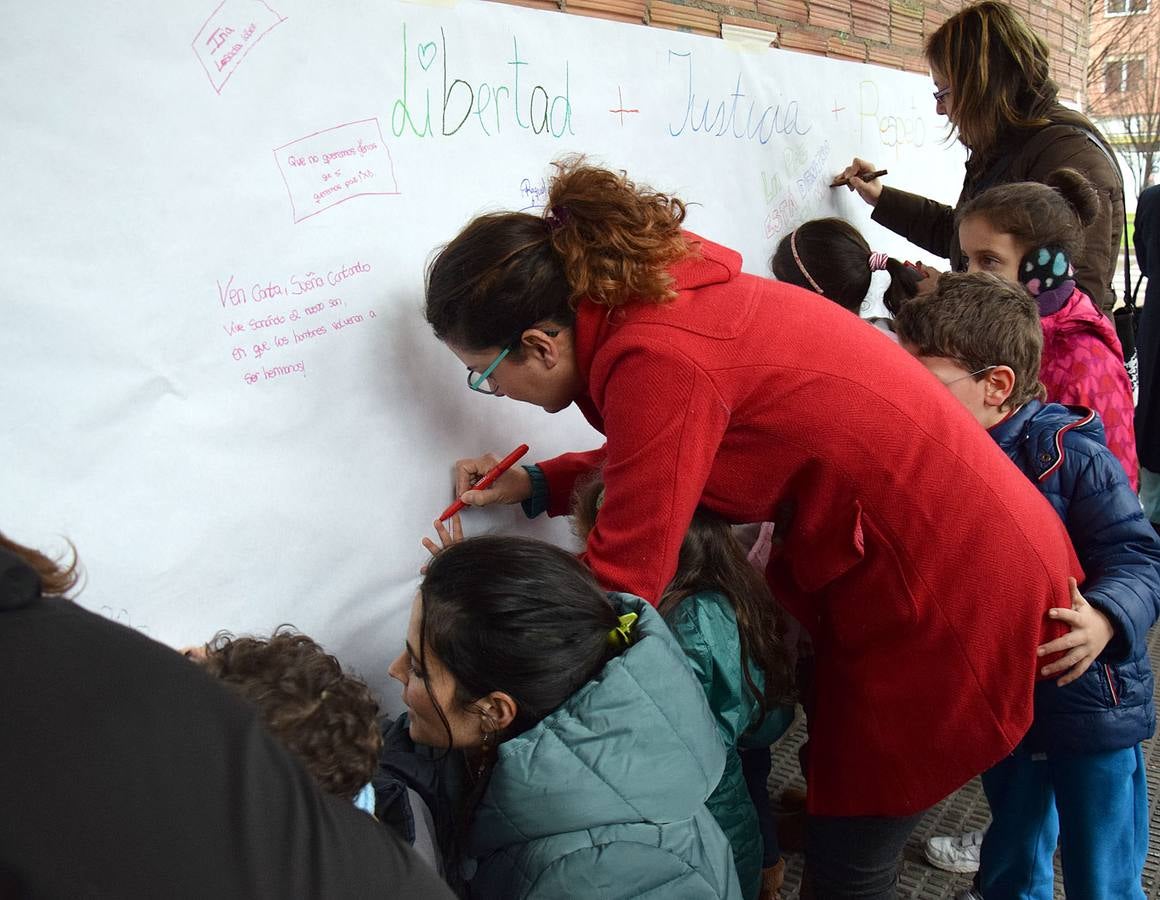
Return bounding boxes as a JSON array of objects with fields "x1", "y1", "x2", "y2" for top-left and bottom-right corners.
[
  {"x1": 465, "y1": 594, "x2": 743, "y2": 899},
  {"x1": 666, "y1": 592, "x2": 795, "y2": 900}
]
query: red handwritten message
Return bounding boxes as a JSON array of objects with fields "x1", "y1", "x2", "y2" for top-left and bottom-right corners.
[
  {"x1": 192, "y1": 0, "x2": 286, "y2": 94},
  {"x1": 273, "y1": 119, "x2": 400, "y2": 223},
  {"x1": 214, "y1": 261, "x2": 380, "y2": 386}
]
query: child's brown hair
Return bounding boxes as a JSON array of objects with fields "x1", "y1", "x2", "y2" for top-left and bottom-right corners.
[
  {"x1": 956, "y1": 168, "x2": 1100, "y2": 263},
  {"x1": 572, "y1": 477, "x2": 793, "y2": 713},
  {"x1": 201, "y1": 629, "x2": 382, "y2": 800},
  {"x1": 894, "y1": 271, "x2": 1046, "y2": 410},
  {"x1": 771, "y1": 218, "x2": 921, "y2": 315}
]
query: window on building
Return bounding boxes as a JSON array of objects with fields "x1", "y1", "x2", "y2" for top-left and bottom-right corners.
[
  {"x1": 1105, "y1": 0, "x2": 1148, "y2": 15},
  {"x1": 1104, "y1": 57, "x2": 1147, "y2": 93}
]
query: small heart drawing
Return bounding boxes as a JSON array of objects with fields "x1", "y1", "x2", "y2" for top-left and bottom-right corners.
[{"x1": 418, "y1": 42, "x2": 437, "y2": 70}]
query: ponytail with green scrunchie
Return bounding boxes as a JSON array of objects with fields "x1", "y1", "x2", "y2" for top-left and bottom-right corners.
[{"x1": 607, "y1": 612, "x2": 637, "y2": 650}]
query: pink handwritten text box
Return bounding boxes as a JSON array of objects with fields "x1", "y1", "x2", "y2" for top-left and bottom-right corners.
[
  {"x1": 192, "y1": 0, "x2": 286, "y2": 94},
  {"x1": 273, "y1": 119, "x2": 401, "y2": 223}
]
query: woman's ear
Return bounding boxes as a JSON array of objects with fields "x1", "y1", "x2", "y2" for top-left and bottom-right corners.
[
  {"x1": 519, "y1": 326, "x2": 567, "y2": 368},
  {"x1": 983, "y1": 365, "x2": 1016, "y2": 409},
  {"x1": 479, "y1": 691, "x2": 518, "y2": 734}
]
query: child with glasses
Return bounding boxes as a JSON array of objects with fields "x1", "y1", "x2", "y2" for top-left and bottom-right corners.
[
  {"x1": 896, "y1": 271, "x2": 1160, "y2": 899},
  {"x1": 956, "y1": 168, "x2": 1138, "y2": 490}
]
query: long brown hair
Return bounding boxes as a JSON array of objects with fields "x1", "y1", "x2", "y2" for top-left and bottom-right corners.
[
  {"x1": 572, "y1": 477, "x2": 793, "y2": 714},
  {"x1": 926, "y1": 1, "x2": 1056, "y2": 154},
  {"x1": 771, "y1": 217, "x2": 921, "y2": 315},
  {"x1": 425, "y1": 156, "x2": 690, "y2": 353},
  {"x1": 0, "y1": 531, "x2": 81, "y2": 597}
]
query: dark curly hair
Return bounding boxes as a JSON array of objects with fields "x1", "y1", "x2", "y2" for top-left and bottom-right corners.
[{"x1": 201, "y1": 629, "x2": 381, "y2": 800}]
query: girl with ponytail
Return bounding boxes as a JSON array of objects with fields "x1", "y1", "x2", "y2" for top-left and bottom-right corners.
[
  {"x1": 956, "y1": 168, "x2": 1138, "y2": 488},
  {"x1": 388, "y1": 535, "x2": 741, "y2": 899},
  {"x1": 769, "y1": 217, "x2": 924, "y2": 334}
]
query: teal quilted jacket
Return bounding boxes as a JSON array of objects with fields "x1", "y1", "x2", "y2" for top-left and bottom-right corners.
[
  {"x1": 464, "y1": 594, "x2": 742, "y2": 900},
  {"x1": 666, "y1": 592, "x2": 795, "y2": 900}
]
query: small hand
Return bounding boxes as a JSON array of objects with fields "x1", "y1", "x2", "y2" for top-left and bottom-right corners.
[
  {"x1": 912, "y1": 262, "x2": 942, "y2": 294},
  {"x1": 1037, "y1": 577, "x2": 1115, "y2": 687},
  {"x1": 421, "y1": 513, "x2": 463, "y2": 574},
  {"x1": 833, "y1": 157, "x2": 884, "y2": 206},
  {"x1": 453, "y1": 454, "x2": 533, "y2": 508}
]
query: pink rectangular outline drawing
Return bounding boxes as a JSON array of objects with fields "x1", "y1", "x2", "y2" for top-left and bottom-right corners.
[
  {"x1": 273, "y1": 118, "x2": 401, "y2": 224},
  {"x1": 192, "y1": 0, "x2": 286, "y2": 95}
]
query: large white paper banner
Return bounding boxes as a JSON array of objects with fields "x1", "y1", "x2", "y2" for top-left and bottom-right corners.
[{"x1": 0, "y1": 0, "x2": 963, "y2": 707}]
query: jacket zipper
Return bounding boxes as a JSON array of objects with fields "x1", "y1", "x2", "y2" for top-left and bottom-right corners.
[{"x1": 1104, "y1": 664, "x2": 1121, "y2": 706}]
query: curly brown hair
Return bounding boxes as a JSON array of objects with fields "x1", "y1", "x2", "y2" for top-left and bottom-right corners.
[
  {"x1": 425, "y1": 156, "x2": 691, "y2": 353},
  {"x1": 200, "y1": 629, "x2": 381, "y2": 800},
  {"x1": 0, "y1": 532, "x2": 81, "y2": 597}
]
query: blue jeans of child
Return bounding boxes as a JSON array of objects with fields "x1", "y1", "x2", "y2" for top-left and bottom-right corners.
[{"x1": 979, "y1": 743, "x2": 1147, "y2": 899}]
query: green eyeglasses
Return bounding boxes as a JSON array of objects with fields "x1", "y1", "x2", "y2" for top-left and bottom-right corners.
[
  {"x1": 467, "y1": 346, "x2": 511, "y2": 395},
  {"x1": 465, "y1": 330, "x2": 560, "y2": 396}
]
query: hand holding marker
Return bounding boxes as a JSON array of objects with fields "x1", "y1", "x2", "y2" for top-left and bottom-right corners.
[
  {"x1": 830, "y1": 168, "x2": 888, "y2": 187},
  {"x1": 438, "y1": 444, "x2": 530, "y2": 521}
]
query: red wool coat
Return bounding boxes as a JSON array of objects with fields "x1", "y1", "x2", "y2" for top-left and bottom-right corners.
[{"x1": 536, "y1": 235, "x2": 1081, "y2": 817}]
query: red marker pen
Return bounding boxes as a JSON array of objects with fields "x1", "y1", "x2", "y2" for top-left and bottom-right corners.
[{"x1": 438, "y1": 444, "x2": 530, "y2": 521}]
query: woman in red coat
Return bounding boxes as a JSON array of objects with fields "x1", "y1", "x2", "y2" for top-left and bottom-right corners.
[{"x1": 424, "y1": 159, "x2": 1079, "y2": 898}]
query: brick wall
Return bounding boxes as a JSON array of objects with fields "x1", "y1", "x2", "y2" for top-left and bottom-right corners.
[{"x1": 491, "y1": 0, "x2": 1092, "y2": 105}]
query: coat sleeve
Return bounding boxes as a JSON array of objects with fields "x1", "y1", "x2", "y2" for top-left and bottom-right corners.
[
  {"x1": 668, "y1": 599, "x2": 752, "y2": 747},
  {"x1": 1060, "y1": 440, "x2": 1160, "y2": 662},
  {"x1": 577, "y1": 340, "x2": 731, "y2": 604},
  {"x1": 535, "y1": 446, "x2": 608, "y2": 518},
  {"x1": 870, "y1": 185, "x2": 957, "y2": 261}
]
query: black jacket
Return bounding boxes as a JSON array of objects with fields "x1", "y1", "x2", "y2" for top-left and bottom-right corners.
[
  {"x1": 0, "y1": 547, "x2": 454, "y2": 899},
  {"x1": 1136, "y1": 184, "x2": 1160, "y2": 472}
]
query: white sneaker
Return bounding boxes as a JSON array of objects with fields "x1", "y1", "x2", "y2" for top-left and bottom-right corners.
[{"x1": 924, "y1": 827, "x2": 985, "y2": 873}]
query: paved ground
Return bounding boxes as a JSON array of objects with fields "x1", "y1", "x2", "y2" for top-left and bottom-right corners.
[{"x1": 766, "y1": 621, "x2": 1160, "y2": 898}]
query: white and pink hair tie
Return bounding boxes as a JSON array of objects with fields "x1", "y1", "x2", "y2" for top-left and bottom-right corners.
[{"x1": 868, "y1": 251, "x2": 890, "y2": 271}]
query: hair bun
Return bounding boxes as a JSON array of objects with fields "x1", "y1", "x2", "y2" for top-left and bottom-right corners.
[{"x1": 1046, "y1": 167, "x2": 1100, "y2": 227}]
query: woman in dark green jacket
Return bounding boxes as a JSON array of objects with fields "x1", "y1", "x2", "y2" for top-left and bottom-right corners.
[
  {"x1": 836, "y1": 1, "x2": 1123, "y2": 311},
  {"x1": 388, "y1": 535, "x2": 742, "y2": 899}
]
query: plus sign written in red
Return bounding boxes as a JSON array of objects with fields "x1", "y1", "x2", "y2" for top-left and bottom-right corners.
[{"x1": 609, "y1": 87, "x2": 640, "y2": 127}]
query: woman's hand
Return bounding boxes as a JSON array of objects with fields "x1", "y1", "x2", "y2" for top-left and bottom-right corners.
[
  {"x1": 1037, "y1": 577, "x2": 1115, "y2": 687},
  {"x1": 834, "y1": 158, "x2": 885, "y2": 207},
  {"x1": 421, "y1": 514, "x2": 463, "y2": 573},
  {"x1": 453, "y1": 454, "x2": 533, "y2": 507}
]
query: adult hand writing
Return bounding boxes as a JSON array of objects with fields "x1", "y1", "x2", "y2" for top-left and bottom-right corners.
[
  {"x1": 453, "y1": 454, "x2": 533, "y2": 507},
  {"x1": 835, "y1": 158, "x2": 885, "y2": 207}
]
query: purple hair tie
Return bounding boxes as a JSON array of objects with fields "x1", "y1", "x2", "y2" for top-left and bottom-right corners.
[
  {"x1": 868, "y1": 251, "x2": 889, "y2": 271},
  {"x1": 545, "y1": 205, "x2": 571, "y2": 232}
]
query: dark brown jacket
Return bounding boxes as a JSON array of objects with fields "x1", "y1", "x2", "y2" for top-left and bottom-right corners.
[{"x1": 872, "y1": 104, "x2": 1125, "y2": 311}]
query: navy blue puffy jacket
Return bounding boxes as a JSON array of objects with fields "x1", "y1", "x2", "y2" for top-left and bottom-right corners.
[{"x1": 991, "y1": 400, "x2": 1160, "y2": 754}]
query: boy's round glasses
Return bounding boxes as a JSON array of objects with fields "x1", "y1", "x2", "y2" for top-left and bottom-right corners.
[{"x1": 939, "y1": 364, "x2": 996, "y2": 386}]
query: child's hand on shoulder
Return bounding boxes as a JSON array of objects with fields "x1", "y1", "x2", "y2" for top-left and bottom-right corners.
[
  {"x1": 1037, "y1": 577, "x2": 1114, "y2": 687},
  {"x1": 420, "y1": 514, "x2": 463, "y2": 574}
]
